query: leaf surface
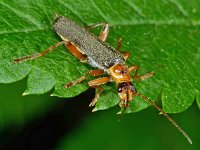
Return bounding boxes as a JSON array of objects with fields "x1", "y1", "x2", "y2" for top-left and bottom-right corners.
[{"x1": 0, "y1": 0, "x2": 199, "y2": 113}]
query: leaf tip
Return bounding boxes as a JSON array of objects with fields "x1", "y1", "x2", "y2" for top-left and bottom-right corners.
[
  {"x1": 117, "y1": 108, "x2": 127, "y2": 114},
  {"x1": 50, "y1": 94, "x2": 56, "y2": 97},
  {"x1": 92, "y1": 108, "x2": 98, "y2": 112},
  {"x1": 22, "y1": 92, "x2": 29, "y2": 96},
  {"x1": 117, "y1": 111, "x2": 122, "y2": 115}
]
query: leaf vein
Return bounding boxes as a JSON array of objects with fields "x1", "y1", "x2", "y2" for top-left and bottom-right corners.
[
  {"x1": 0, "y1": 28, "x2": 49, "y2": 35},
  {"x1": 89, "y1": 0, "x2": 110, "y2": 21},
  {"x1": 57, "y1": 0, "x2": 85, "y2": 23},
  {"x1": 167, "y1": 0, "x2": 188, "y2": 17},
  {"x1": 122, "y1": 0, "x2": 146, "y2": 18},
  {"x1": 0, "y1": 1, "x2": 43, "y2": 29}
]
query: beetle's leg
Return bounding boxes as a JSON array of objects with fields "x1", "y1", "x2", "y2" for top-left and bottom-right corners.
[
  {"x1": 129, "y1": 65, "x2": 154, "y2": 80},
  {"x1": 115, "y1": 37, "x2": 130, "y2": 60},
  {"x1": 85, "y1": 23, "x2": 105, "y2": 30},
  {"x1": 88, "y1": 77, "x2": 110, "y2": 107},
  {"x1": 121, "y1": 52, "x2": 131, "y2": 60},
  {"x1": 14, "y1": 41, "x2": 66, "y2": 63},
  {"x1": 85, "y1": 23, "x2": 109, "y2": 42},
  {"x1": 99, "y1": 23, "x2": 109, "y2": 42},
  {"x1": 89, "y1": 86, "x2": 103, "y2": 107},
  {"x1": 116, "y1": 37, "x2": 123, "y2": 51},
  {"x1": 65, "y1": 42, "x2": 87, "y2": 62},
  {"x1": 64, "y1": 69, "x2": 104, "y2": 88}
]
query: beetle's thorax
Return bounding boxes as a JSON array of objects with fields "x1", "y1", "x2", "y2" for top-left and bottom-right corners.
[
  {"x1": 109, "y1": 64, "x2": 137, "y2": 107},
  {"x1": 109, "y1": 64, "x2": 131, "y2": 83}
]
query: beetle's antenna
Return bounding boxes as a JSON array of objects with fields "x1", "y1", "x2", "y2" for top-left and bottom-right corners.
[
  {"x1": 117, "y1": 108, "x2": 127, "y2": 122},
  {"x1": 117, "y1": 107, "x2": 126, "y2": 115},
  {"x1": 135, "y1": 93, "x2": 192, "y2": 144}
]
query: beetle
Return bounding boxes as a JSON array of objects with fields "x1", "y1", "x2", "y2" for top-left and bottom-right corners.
[{"x1": 14, "y1": 16, "x2": 192, "y2": 144}]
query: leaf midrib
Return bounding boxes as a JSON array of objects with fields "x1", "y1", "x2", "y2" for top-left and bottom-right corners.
[{"x1": 1, "y1": 19, "x2": 199, "y2": 36}]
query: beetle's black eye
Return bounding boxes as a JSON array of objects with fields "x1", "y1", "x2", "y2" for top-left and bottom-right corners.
[
  {"x1": 117, "y1": 84, "x2": 123, "y2": 92},
  {"x1": 117, "y1": 83, "x2": 123, "y2": 92},
  {"x1": 117, "y1": 82, "x2": 137, "y2": 93},
  {"x1": 117, "y1": 82, "x2": 127, "y2": 93}
]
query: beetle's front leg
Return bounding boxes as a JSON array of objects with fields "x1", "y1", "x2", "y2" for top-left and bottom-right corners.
[
  {"x1": 88, "y1": 77, "x2": 110, "y2": 107},
  {"x1": 115, "y1": 37, "x2": 130, "y2": 60},
  {"x1": 128, "y1": 65, "x2": 154, "y2": 80},
  {"x1": 89, "y1": 86, "x2": 103, "y2": 107},
  {"x1": 64, "y1": 69, "x2": 104, "y2": 88}
]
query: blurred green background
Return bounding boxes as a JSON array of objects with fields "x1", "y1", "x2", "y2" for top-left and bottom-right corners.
[{"x1": 0, "y1": 79, "x2": 199, "y2": 149}]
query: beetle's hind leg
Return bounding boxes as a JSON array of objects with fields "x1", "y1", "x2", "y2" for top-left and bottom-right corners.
[
  {"x1": 128, "y1": 65, "x2": 154, "y2": 80},
  {"x1": 85, "y1": 23, "x2": 109, "y2": 42},
  {"x1": 115, "y1": 37, "x2": 130, "y2": 60},
  {"x1": 64, "y1": 42, "x2": 87, "y2": 62},
  {"x1": 14, "y1": 41, "x2": 67, "y2": 63},
  {"x1": 14, "y1": 40, "x2": 88, "y2": 64}
]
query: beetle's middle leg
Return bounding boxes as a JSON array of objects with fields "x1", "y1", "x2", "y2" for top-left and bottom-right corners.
[
  {"x1": 115, "y1": 37, "x2": 130, "y2": 60},
  {"x1": 128, "y1": 65, "x2": 154, "y2": 80},
  {"x1": 85, "y1": 23, "x2": 109, "y2": 42},
  {"x1": 64, "y1": 69, "x2": 104, "y2": 88}
]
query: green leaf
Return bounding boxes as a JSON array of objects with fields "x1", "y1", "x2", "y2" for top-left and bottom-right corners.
[
  {"x1": 0, "y1": 0, "x2": 199, "y2": 114},
  {"x1": 23, "y1": 66, "x2": 56, "y2": 95}
]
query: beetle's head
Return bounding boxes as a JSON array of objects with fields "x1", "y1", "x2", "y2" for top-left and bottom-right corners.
[{"x1": 109, "y1": 64, "x2": 137, "y2": 107}]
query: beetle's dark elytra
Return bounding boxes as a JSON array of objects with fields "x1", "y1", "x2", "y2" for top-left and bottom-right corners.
[{"x1": 53, "y1": 16, "x2": 125, "y2": 73}]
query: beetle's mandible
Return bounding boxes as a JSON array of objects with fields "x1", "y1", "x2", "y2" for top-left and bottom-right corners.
[{"x1": 14, "y1": 16, "x2": 192, "y2": 144}]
